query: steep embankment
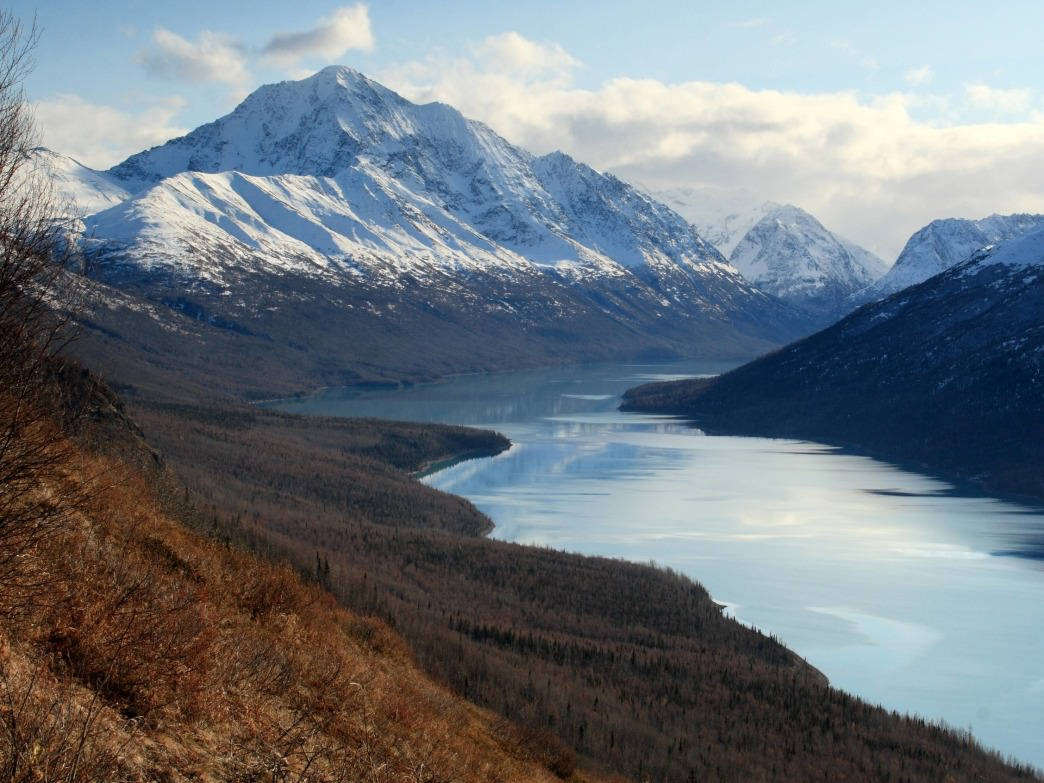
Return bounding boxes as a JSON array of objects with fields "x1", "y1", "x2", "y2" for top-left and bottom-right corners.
[
  {"x1": 622, "y1": 229, "x2": 1044, "y2": 502},
  {"x1": 0, "y1": 367, "x2": 583, "y2": 782}
]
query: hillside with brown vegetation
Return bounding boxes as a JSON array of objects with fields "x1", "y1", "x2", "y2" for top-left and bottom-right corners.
[
  {"x1": 0, "y1": 15, "x2": 589, "y2": 777},
  {"x1": 0, "y1": 370, "x2": 596, "y2": 782}
]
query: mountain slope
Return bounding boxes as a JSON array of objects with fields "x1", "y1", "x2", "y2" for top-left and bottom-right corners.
[
  {"x1": 45, "y1": 68, "x2": 815, "y2": 399},
  {"x1": 30, "y1": 146, "x2": 130, "y2": 215},
  {"x1": 851, "y1": 212, "x2": 1044, "y2": 305},
  {"x1": 656, "y1": 187, "x2": 887, "y2": 322},
  {"x1": 622, "y1": 225, "x2": 1044, "y2": 501},
  {"x1": 0, "y1": 366, "x2": 581, "y2": 782}
]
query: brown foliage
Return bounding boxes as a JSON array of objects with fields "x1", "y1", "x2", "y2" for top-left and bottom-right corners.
[
  {"x1": 0, "y1": 429, "x2": 577, "y2": 782},
  {"x1": 0, "y1": 13, "x2": 584, "y2": 782}
]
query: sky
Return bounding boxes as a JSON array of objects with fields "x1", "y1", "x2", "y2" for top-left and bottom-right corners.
[{"x1": 12, "y1": 0, "x2": 1044, "y2": 259}]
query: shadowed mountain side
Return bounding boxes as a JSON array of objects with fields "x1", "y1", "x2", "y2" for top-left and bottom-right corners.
[
  {"x1": 67, "y1": 264, "x2": 792, "y2": 403},
  {"x1": 622, "y1": 239, "x2": 1044, "y2": 503}
]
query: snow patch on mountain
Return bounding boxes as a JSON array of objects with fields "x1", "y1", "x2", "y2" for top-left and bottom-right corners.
[
  {"x1": 30, "y1": 148, "x2": 130, "y2": 216},
  {"x1": 82, "y1": 166, "x2": 542, "y2": 283},
  {"x1": 966, "y1": 223, "x2": 1044, "y2": 270}
]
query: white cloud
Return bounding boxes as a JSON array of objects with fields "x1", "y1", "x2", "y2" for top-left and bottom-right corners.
[
  {"x1": 381, "y1": 33, "x2": 1044, "y2": 259},
  {"x1": 473, "y1": 32, "x2": 579, "y2": 80},
  {"x1": 262, "y1": 4, "x2": 374, "y2": 67},
  {"x1": 904, "y1": 65, "x2": 934, "y2": 86},
  {"x1": 964, "y1": 82, "x2": 1033, "y2": 113},
  {"x1": 33, "y1": 94, "x2": 188, "y2": 169},
  {"x1": 138, "y1": 28, "x2": 249, "y2": 86}
]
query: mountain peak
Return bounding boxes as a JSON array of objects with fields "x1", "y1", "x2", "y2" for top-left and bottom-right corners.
[
  {"x1": 313, "y1": 63, "x2": 363, "y2": 80},
  {"x1": 728, "y1": 204, "x2": 887, "y2": 320},
  {"x1": 288, "y1": 64, "x2": 404, "y2": 105},
  {"x1": 107, "y1": 66, "x2": 438, "y2": 188},
  {"x1": 768, "y1": 203, "x2": 811, "y2": 222}
]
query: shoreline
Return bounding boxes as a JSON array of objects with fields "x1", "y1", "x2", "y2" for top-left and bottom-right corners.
[{"x1": 411, "y1": 441, "x2": 513, "y2": 479}]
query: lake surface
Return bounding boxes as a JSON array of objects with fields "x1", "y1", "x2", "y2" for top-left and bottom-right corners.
[{"x1": 272, "y1": 359, "x2": 1044, "y2": 769}]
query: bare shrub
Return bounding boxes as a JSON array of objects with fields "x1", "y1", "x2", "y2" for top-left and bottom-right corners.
[{"x1": 0, "y1": 10, "x2": 81, "y2": 616}]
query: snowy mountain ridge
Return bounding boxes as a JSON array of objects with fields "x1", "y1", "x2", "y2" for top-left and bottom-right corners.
[
  {"x1": 29, "y1": 147, "x2": 130, "y2": 216},
  {"x1": 95, "y1": 66, "x2": 724, "y2": 280},
  {"x1": 850, "y1": 212, "x2": 1044, "y2": 306}
]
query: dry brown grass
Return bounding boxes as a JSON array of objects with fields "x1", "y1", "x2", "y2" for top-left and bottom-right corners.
[{"x1": 0, "y1": 435, "x2": 593, "y2": 783}]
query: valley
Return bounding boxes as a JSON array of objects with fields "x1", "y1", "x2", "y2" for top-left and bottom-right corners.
[{"x1": 116, "y1": 369, "x2": 1039, "y2": 781}]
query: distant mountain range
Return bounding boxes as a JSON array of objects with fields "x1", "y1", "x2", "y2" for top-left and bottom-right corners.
[
  {"x1": 622, "y1": 223, "x2": 1044, "y2": 501},
  {"x1": 44, "y1": 67, "x2": 817, "y2": 399},
  {"x1": 655, "y1": 187, "x2": 888, "y2": 322}
]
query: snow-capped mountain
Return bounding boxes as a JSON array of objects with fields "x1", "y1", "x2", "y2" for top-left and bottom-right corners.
[
  {"x1": 729, "y1": 205, "x2": 887, "y2": 319},
  {"x1": 46, "y1": 67, "x2": 814, "y2": 397},
  {"x1": 622, "y1": 224, "x2": 1044, "y2": 500},
  {"x1": 654, "y1": 188, "x2": 887, "y2": 322},
  {"x1": 95, "y1": 67, "x2": 726, "y2": 280},
  {"x1": 850, "y1": 213, "x2": 1044, "y2": 306}
]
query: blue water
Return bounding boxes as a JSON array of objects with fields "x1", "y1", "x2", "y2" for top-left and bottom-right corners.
[{"x1": 271, "y1": 359, "x2": 1044, "y2": 769}]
